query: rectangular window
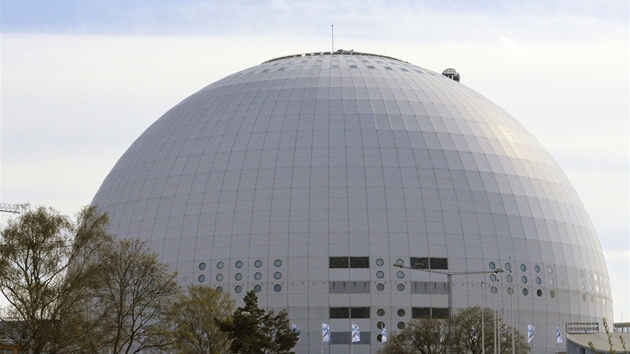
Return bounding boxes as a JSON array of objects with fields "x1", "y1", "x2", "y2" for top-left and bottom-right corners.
[
  {"x1": 350, "y1": 257, "x2": 370, "y2": 268},
  {"x1": 410, "y1": 257, "x2": 448, "y2": 270},
  {"x1": 412, "y1": 307, "x2": 431, "y2": 319},
  {"x1": 430, "y1": 258, "x2": 448, "y2": 270},
  {"x1": 329, "y1": 257, "x2": 349, "y2": 268},
  {"x1": 329, "y1": 306, "x2": 370, "y2": 318},
  {"x1": 432, "y1": 308, "x2": 450, "y2": 319},
  {"x1": 410, "y1": 257, "x2": 429, "y2": 269},
  {"x1": 412, "y1": 307, "x2": 450, "y2": 319},
  {"x1": 350, "y1": 307, "x2": 371, "y2": 318},
  {"x1": 411, "y1": 281, "x2": 448, "y2": 294},
  {"x1": 329, "y1": 257, "x2": 370, "y2": 268},
  {"x1": 328, "y1": 281, "x2": 370, "y2": 293},
  {"x1": 330, "y1": 307, "x2": 349, "y2": 318},
  {"x1": 330, "y1": 331, "x2": 371, "y2": 344}
]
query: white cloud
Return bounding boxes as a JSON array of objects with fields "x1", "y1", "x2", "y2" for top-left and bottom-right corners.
[{"x1": 500, "y1": 37, "x2": 528, "y2": 57}]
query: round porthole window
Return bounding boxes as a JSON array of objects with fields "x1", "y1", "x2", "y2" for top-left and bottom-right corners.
[
  {"x1": 199, "y1": 262, "x2": 206, "y2": 270},
  {"x1": 235, "y1": 273, "x2": 243, "y2": 281},
  {"x1": 274, "y1": 284, "x2": 282, "y2": 292},
  {"x1": 522, "y1": 288, "x2": 529, "y2": 296},
  {"x1": 377, "y1": 309, "x2": 385, "y2": 316},
  {"x1": 376, "y1": 283, "x2": 385, "y2": 291},
  {"x1": 505, "y1": 263, "x2": 512, "y2": 271},
  {"x1": 537, "y1": 289, "x2": 543, "y2": 297},
  {"x1": 397, "y1": 309, "x2": 405, "y2": 317},
  {"x1": 217, "y1": 261, "x2": 224, "y2": 270},
  {"x1": 520, "y1": 264, "x2": 526, "y2": 272},
  {"x1": 397, "y1": 322, "x2": 405, "y2": 330},
  {"x1": 376, "y1": 271, "x2": 385, "y2": 279},
  {"x1": 216, "y1": 286, "x2": 223, "y2": 293},
  {"x1": 397, "y1": 283, "x2": 405, "y2": 292},
  {"x1": 550, "y1": 290, "x2": 556, "y2": 298},
  {"x1": 235, "y1": 285, "x2": 242, "y2": 293},
  {"x1": 274, "y1": 259, "x2": 282, "y2": 267},
  {"x1": 235, "y1": 260, "x2": 243, "y2": 269},
  {"x1": 254, "y1": 260, "x2": 263, "y2": 268},
  {"x1": 216, "y1": 274, "x2": 224, "y2": 282},
  {"x1": 254, "y1": 285, "x2": 262, "y2": 293},
  {"x1": 534, "y1": 265, "x2": 540, "y2": 273},
  {"x1": 521, "y1": 276, "x2": 528, "y2": 284},
  {"x1": 274, "y1": 272, "x2": 282, "y2": 280},
  {"x1": 377, "y1": 321, "x2": 385, "y2": 329},
  {"x1": 254, "y1": 272, "x2": 262, "y2": 280},
  {"x1": 488, "y1": 261, "x2": 496, "y2": 270},
  {"x1": 198, "y1": 275, "x2": 205, "y2": 283},
  {"x1": 396, "y1": 271, "x2": 405, "y2": 279},
  {"x1": 376, "y1": 258, "x2": 384, "y2": 266}
]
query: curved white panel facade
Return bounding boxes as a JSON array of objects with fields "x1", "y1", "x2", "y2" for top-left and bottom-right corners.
[{"x1": 92, "y1": 52, "x2": 612, "y2": 353}]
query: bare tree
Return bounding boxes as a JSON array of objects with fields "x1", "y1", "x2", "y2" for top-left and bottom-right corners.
[
  {"x1": 378, "y1": 307, "x2": 530, "y2": 354},
  {"x1": 72, "y1": 238, "x2": 180, "y2": 354},
  {"x1": 450, "y1": 306, "x2": 529, "y2": 354},
  {"x1": 170, "y1": 285, "x2": 235, "y2": 354},
  {"x1": 0, "y1": 206, "x2": 111, "y2": 354},
  {"x1": 378, "y1": 318, "x2": 448, "y2": 354}
]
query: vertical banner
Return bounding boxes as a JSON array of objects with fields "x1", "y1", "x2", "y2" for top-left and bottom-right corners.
[
  {"x1": 352, "y1": 323, "x2": 361, "y2": 342},
  {"x1": 322, "y1": 323, "x2": 330, "y2": 342}
]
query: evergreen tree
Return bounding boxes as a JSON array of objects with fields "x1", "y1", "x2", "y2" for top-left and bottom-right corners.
[{"x1": 216, "y1": 290, "x2": 299, "y2": 354}]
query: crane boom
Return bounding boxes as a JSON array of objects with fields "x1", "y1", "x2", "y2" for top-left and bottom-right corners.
[{"x1": 0, "y1": 203, "x2": 29, "y2": 214}]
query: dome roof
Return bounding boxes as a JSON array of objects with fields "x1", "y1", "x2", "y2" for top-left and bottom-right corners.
[{"x1": 92, "y1": 52, "x2": 611, "y2": 352}]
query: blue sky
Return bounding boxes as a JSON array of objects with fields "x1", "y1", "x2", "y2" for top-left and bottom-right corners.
[{"x1": 1, "y1": 0, "x2": 628, "y2": 320}]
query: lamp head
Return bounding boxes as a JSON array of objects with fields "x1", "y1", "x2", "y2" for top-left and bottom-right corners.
[
  {"x1": 393, "y1": 259, "x2": 404, "y2": 268},
  {"x1": 494, "y1": 267, "x2": 505, "y2": 273}
]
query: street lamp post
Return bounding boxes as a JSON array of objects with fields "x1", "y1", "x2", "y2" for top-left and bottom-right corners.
[{"x1": 393, "y1": 259, "x2": 504, "y2": 350}]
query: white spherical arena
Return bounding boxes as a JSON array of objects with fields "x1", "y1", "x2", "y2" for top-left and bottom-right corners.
[{"x1": 92, "y1": 51, "x2": 612, "y2": 353}]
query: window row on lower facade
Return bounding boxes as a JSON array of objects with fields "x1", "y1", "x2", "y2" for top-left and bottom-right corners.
[
  {"x1": 329, "y1": 306, "x2": 449, "y2": 319},
  {"x1": 329, "y1": 256, "x2": 448, "y2": 269},
  {"x1": 328, "y1": 280, "x2": 448, "y2": 294}
]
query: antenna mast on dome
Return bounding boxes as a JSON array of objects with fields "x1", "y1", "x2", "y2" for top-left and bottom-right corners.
[{"x1": 331, "y1": 24, "x2": 334, "y2": 53}]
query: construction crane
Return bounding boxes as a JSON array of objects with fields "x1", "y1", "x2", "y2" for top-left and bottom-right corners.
[{"x1": 0, "y1": 203, "x2": 29, "y2": 214}]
